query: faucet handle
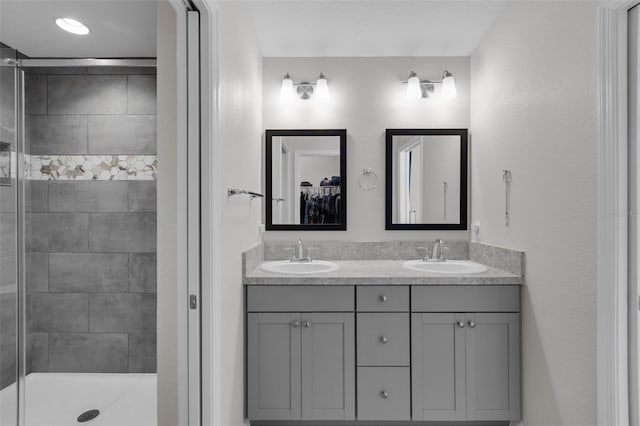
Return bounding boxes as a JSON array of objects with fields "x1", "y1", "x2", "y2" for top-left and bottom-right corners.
[
  {"x1": 284, "y1": 247, "x2": 296, "y2": 261},
  {"x1": 417, "y1": 246, "x2": 430, "y2": 261},
  {"x1": 307, "y1": 247, "x2": 319, "y2": 261}
]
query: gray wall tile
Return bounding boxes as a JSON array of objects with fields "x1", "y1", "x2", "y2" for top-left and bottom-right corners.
[
  {"x1": 0, "y1": 292, "x2": 16, "y2": 345},
  {"x1": 128, "y1": 181, "x2": 156, "y2": 212},
  {"x1": 127, "y1": 75, "x2": 156, "y2": 114},
  {"x1": 49, "y1": 253, "x2": 128, "y2": 292},
  {"x1": 29, "y1": 181, "x2": 48, "y2": 213},
  {"x1": 28, "y1": 115, "x2": 87, "y2": 155},
  {"x1": 27, "y1": 253, "x2": 48, "y2": 293},
  {"x1": 89, "y1": 293, "x2": 156, "y2": 332},
  {"x1": 48, "y1": 333, "x2": 127, "y2": 373},
  {"x1": 29, "y1": 213, "x2": 88, "y2": 252},
  {"x1": 27, "y1": 333, "x2": 48, "y2": 373},
  {"x1": 0, "y1": 255, "x2": 17, "y2": 288},
  {"x1": 0, "y1": 185, "x2": 16, "y2": 214},
  {"x1": 47, "y1": 75, "x2": 127, "y2": 115},
  {"x1": 87, "y1": 115, "x2": 156, "y2": 154},
  {"x1": 129, "y1": 253, "x2": 156, "y2": 293},
  {"x1": 89, "y1": 213, "x2": 156, "y2": 252},
  {"x1": 129, "y1": 333, "x2": 156, "y2": 373},
  {"x1": 0, "y1": 212, "x2": 16, "y2": 257},
  {"x1": 0, "y1": 343, "x2": 16, "y2": 390},
  {"x1": 30, "y1": 293, "x2": 88, "y2": 332},
  {"x1": 26, "y1": 75, "x2": 47, "y2": 114},
  {"x1": 49, "y1": 181, "x2": 128, "y2": 213}
]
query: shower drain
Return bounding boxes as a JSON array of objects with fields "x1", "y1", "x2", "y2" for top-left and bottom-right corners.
[{"x1": 77, "y1": 409, "x2": 100, "y2": 423}]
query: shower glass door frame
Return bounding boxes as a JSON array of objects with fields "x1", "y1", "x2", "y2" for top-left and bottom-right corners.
[{"x1": 6, "y1": 57, "x2": 156, "y2": 426}]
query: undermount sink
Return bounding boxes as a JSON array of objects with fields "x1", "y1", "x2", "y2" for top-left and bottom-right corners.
[
  {"x1": 260, "y1": 260, "x2": 340, "y2": 275},
  {"x1": 403, "y1": 259, "x2": 488, "y2": 275}
]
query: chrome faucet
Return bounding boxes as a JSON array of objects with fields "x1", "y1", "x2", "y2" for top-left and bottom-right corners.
[
  {"x1": 287, "y1": 239, "x2": 316, "y2": 263},
  {"x1": 418, "y1": 239, "x2": 447, "y2": 262}
]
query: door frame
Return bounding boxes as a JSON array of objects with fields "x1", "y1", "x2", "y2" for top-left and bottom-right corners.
[{"x1": 597, "y1": 2, "x2": 638, "y2": 425}]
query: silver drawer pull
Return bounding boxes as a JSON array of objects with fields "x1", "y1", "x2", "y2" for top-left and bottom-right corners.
[
  {"x1": 292, "y1": 321, "x2": 299, "y2": 328},
  {"x1": 456, "y1": 321, "x2": 465, "y2": 328},
  {"x1": 379, "y1": 336, "x2": 388, "y2": 344},
  {"x1": 303, "y1": 321, "x2": 310, "y2": 328},
  {"x1": 467, "y1": 321, "x2": 476, "y2": 328},
  {"x1": 379, "y1": 295, "x2": 387, "y2": 303},
  {"x1": 380, "y1": 390, "x2": 389, "y2": 399}
]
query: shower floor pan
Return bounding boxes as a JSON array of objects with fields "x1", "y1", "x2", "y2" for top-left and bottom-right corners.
[{"x1": 0, "y1": 373, "x2": 157, "y2": 426}]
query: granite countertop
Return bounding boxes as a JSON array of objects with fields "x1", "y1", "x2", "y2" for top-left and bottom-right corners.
[{"x1": 243, "y1": 260, "x2": 523, "y2": 286}]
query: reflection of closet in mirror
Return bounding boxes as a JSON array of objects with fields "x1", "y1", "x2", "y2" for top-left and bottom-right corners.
[
  {"x1": 386, "y1": 129, "x2": 467, "y2": 230},
  {"x1": 266, "y1": 129, "x2": 347, "y2": 230},
  {"x1": 394, "y1": 135, "x2": 460, "y2": 224}
]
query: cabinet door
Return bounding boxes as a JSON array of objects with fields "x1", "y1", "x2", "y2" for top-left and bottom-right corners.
[
  {"x1": 411, "y1": 313, "x2": 466, "y2": 421},
  {"x1": 466, "y1": 313, "x2": 521, "y2": 421},
  {"x1": 301, "y1": 313, "x2": 355, "y2": 420},
  {"x1": 247, "y1": 313, "x2": 301, "y2": 420}
]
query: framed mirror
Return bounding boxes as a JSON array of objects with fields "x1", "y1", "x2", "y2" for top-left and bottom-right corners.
[
  {"x1": 265, "y1": 129, "x2": 347, "y2": 231},
  {"x1": 385, "y1": 129, "x2": 468, "y2": 230}
]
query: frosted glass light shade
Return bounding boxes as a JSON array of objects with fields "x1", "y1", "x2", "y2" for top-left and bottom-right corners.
[
  {"x1": 315, "y1": 73, "x2": 329, "y2": 102},
  {"x1": 406, "y1": 71, "x2": 421, "y2": 100},
  {"x1": 441, "y1": 71, "x2": 457, "y2": 100},
  {"x1": 280, "y1": 73, "x2": 294, "y2": 103}
]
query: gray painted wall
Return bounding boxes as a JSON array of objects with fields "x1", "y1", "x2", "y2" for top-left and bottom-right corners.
[{"x1": 25, "y1": 67, "x2": 157, "y2": 374}]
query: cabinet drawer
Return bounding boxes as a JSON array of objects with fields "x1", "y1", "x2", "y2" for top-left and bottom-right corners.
[
  {"x1": 357, "y1": 367, "x2": 410, "y2": 421},
  {"x1": 356, "y1": 286, "x2": 409, "y2": 311},
  {"x1": 357, "y1": 313, "x2": 410, "y2": 366},
  {"x1": 411, "y1": 285, "x2": 520, "y2": 312},
  {"x1": 247, "y1": 285, "x2": 354, "y2": 312}
]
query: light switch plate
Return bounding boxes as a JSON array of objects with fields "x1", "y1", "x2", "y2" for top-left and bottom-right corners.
[{"x1": 471, "y1": 221, "x2": 481, "y2": 242}]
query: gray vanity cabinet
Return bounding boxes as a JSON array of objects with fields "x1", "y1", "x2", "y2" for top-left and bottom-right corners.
[
  {"x1": 246, "y1": 286, "x2": 356, "y2": 422},
  {"x1": 411, "y1": 310, "x2": 520, "y2": 422},
  {"x1": 247, "y1": 313, "x2": 301, "y2": 420}
]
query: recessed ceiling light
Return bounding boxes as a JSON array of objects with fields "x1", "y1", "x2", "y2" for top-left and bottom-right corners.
[{"x1": 55, "y1": 18, "x2": 90, "y2": 35}]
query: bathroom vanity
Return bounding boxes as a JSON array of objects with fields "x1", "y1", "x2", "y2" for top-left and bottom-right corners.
[{"x1": 243, "y1": 242, "x2": 523, "y2": 426}]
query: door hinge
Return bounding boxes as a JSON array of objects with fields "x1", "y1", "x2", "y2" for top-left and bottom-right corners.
[{"x1": 190, "y1": 295, "x2": 198, "y2": 310}]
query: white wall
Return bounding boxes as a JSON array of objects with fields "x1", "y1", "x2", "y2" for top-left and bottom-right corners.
[
  {"x1": 217, "y1": 3, "x2": 263, "y2": 426},
  {"x1": 470, "y1": 2, "x2": 598, "y2": 425},
  {"x1": 156, "y1": 1, "x2": 180, "y2": 425},
  {"x1": 262, "y1": 57, "x2": 470, "y2": 241}
]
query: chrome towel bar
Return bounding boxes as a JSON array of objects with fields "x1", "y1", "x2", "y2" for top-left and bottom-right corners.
[{"x1": 227, "y1": 187, "x2": 264, "y2": 199}]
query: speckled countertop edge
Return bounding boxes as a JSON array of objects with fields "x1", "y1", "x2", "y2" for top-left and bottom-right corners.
[{"x1": 243, "y1": 260, "x2": 523, "y2": 285}]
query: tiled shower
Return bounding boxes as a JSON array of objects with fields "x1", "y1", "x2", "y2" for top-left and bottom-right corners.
[
  {"x1": 0, "y1": 47, "x2": 158, "y2": 425},
  {"x1": 24, "y1": 67, "x2": 157, "y2": 374}
]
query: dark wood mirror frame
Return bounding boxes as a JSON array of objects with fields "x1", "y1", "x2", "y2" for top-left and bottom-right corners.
[
  {"x1": 265, "y1": 129, "x2": 347, "y2": 231},
  {"x1": 385, "y1": 128, "x2": 468, "y2": 231}
]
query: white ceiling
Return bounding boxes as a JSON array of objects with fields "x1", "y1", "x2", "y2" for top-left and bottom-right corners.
[
  {"x1": 0, "y1": 0, "x2": 157, "y2": 58},
  {"x1": 247, "y1": 1, "x2": 507, "y2": 57},
  {"x1": 0, "y1": 0, "x2": 505, "y2": 59}
]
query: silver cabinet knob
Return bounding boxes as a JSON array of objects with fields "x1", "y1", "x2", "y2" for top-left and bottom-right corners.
[
  {"x1": 379, "y1": 336, "x2": 388, "y2": 344},
  {"x1": 379, "y1": 295, "x2": 387, "y2": 303},
  {"x1": 380, "y1": 391, "x2": 389, "y2": 399},
  {"x1": 468, "y1": 321, "x2": 476, "y2": 328},
  {"x1": 303, "y1": 321, "x2": 310, "y2": 328},
  {"x1": 292, "y1": 321, "x2": 299, "y2": 328},
  {"x1": 456, "y1": 321, "x2": 466, "y2": 328}
]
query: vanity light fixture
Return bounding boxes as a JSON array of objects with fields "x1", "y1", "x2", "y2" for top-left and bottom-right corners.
[
  {"x1": 279, "y1": 72, "x2": 330, "y2": 102},
  {"x1": 403, "y1": 70, "x2": 457, "y2": 100},
  {"x1": 55, "y1": 18, "x2": 90, "y2": 35}
]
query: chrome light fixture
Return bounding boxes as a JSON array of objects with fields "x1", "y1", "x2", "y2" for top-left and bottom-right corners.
[
  {"x1": 403, "y1": 70, "x2": 457, "y2": 100},
  {"x1": 280, "y1": 72, "x2": 330, "y2": 102}
]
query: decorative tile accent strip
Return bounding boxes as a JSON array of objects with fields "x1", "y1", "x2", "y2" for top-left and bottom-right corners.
[{"x1": 27, "y1": 155, "x2": 157, "y2": 181}]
